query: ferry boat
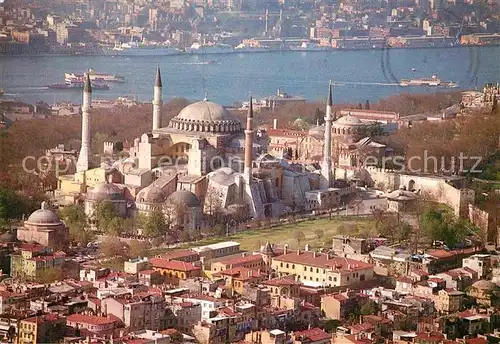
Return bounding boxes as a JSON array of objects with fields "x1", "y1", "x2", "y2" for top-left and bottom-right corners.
[
  {"x1": 186, "y1": 42, "x2": 234, "y2": 54},
  {"x1": 400, "y1": 75, "x2": 457, "y2": 88},
  {"x1": 234, "y1": 43, "x2": 271, "y2": 53},
  {"x1": 104, "y1": 41, "x2": 182, "y2": 56},
  {"x1": 289, "y1": 41, "x2": 331, "y2": 51},
  {"x1": 48, "y1": 79, "x2": 110, "y2": 90},
  {"x1": 65, "y1": 69, "x2": 125, "y2": 82}
]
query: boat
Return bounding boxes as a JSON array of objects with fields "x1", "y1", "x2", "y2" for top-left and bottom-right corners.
[
  {"x1": 186, "y1": 42, "x2": 234, "y2": 55},
  {"x1": 289, "y1": 41, "x2": 331, "y2": 51},
  {"x1": 234, "y1": 43, "x2": 271, "y2": 53},
  {"x1": 0, "y1": 89, "x2": 4, "y2": 96},
  {"x1": 400, "y1": 75, "x2": 457, "y2": 88},
  {"x1": 104, "y1": 41, "x2": 182, "y2": 56},
  {"x1": 65, "y1": 69, "x2": 125, "y2": 82},
  {"x1": 48, "y1": 79, "x2": 110, "y2": 90}
]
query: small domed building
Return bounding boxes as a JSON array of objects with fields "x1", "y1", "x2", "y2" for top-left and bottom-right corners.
[
  {"x1": 17, "y1": 202, "x2": 68, "y2": 250},
  {"x1": 84, "y1": 182, "x2": 127, "y2": 218},
  {"x1": 386, "y1": 185, "x2": 418, "y2": 213},
  {"x1": 135, "y1": 184, "x2": 167, "y2": 215},
  {"x1": 165, "y1": 190, "x2": 202, "y2": 232}
]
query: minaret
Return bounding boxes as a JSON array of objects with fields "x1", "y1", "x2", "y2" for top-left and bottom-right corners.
[
  {"x1": 244, "y1": 96, "x2": 254, "y2": 184},
  {"x1": 76, "y1": 72, "x2": 92, "y2": 173},
  {"x1": 321, "y1": 81, "x2": 333, "y2": 189},
  {"x1": 265, "y1": 8, "x2": 269, "y2": 34},
  {"x1": 152, "y1": 67, "x2": 163, "y2": 133}
]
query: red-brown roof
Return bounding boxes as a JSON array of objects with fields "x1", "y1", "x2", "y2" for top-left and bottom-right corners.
[
  {"x1": 264, "y1": 277, "x2": 302, "y2": 287},
  {"x1": 465, "y1": 338, "x2": 488, "y2": 344},
  {"x1": 273, "y1": 251, "x2": 373, "y2": 271},
  {"x1": 215, "y1": 267, "x2": 265, "y2": 281},
  {"x1": 267, "y1": 129, "x2": 305, "y2": 137},
  {"x1": 294, "y1": 327, "x2": 331, "y2": 341},
  {"x1": 217, "y1": 254, "x2": 263, "y2": 266},
  {"x1": 67, "y1": 314, "x2": 115, "y2": 326},
  {"x1": 150, "y1": 258, "x2": 201, "y2": 272}
]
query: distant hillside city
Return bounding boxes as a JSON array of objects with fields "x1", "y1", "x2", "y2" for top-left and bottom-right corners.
[{"x1": 0, "y1": 0, "x2": 499, "y2": 55}]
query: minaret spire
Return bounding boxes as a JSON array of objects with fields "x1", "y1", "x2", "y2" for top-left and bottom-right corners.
[
  {"x1": 76, "y1": 71, "x2": 92, "y2": 173},
  {"x1": 321, "y1": 81, "x2": 333, "y2": 189},
  {"x1": 152, "y1": 67, "x2": 163, "y2": 134},
  {"x1": 244, "y1": 95, "x2": 254, "y2": 184}
]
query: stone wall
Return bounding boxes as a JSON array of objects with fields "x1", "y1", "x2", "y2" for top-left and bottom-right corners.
[{"x1": 352, "y1": 166, "x2": 475, "y2": 217}]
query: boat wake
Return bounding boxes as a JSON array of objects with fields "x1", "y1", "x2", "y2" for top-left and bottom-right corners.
[
  {"x1": 173, "y1": 61, "x2": 218, "y2": 65},
  {"x1": 333, "y1": 81, "x2": 400, "y2": 86}
]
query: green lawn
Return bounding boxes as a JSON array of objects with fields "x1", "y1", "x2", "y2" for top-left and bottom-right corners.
[{"x1": 150, "y1": 217, "x2": 375, "y2": 255}]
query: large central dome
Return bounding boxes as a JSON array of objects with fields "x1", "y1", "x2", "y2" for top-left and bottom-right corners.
[{"x1": 168, "y1": 100, "x2": 242, "y2": 133}]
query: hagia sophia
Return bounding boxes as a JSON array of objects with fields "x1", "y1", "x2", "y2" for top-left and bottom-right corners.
[{"x1": 14, "y1": 68, "x2": 475, "y2": 244}]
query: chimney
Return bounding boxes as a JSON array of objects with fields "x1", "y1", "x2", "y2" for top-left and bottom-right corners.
[
  {"x1": 326, "y1": 253, "x2": 330, "y2": 260},
  {"x1": 313, "y1": 252, "x2": 317, "y2": 258},
  {"x1": 273, "y1": 118, "x2": 278, "y2": 129},
  {"x1": 304, "y1": 244, "x2": 310, "y2": 252},
  {"x1": 283, "y1": 244, "x2": 288, "y2": 255}
]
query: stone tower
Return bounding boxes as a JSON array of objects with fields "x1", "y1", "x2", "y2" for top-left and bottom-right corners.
[
  {"x1": 321, "y1": 81, "x2": 333, "y2": 189},
  {"x1": 76, "y1": 73, "x2": 92, "y2": 173},
  {"x1": 244, "y1": 96, "x2": 254, "y2": 184},
  {"x1": 152, "y1": 67, "x2": 163, "y2": 134}
]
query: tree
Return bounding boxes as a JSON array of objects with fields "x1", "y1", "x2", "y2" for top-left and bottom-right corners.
[
  {"x1": 314, "y1": 229, "x2": 324, "y2": 241},
  {"x1": 99, "y1": 237, "x2": 128, "y2": 260},
  {"x1": 142, "y1": 208, "x2": 168, "y2": 237},
  {"x1": 59, "y1": 204, "x2": 94, "y2": 246},
  {"x1": 360, "y1": 300, "x2": 379, "y2": 315},
  {"x1": 93, "y1": 201, "x2": 120, "y2": 233},
  {"x1": 323, "y1": 319, "x2": 340, "y2": 333},
  {"x1": 313, "y1": 107, "x2": 325, "y2": 125},
  {"x1": 37, "y1": 268, "x2": 63, "y2": 284},
  {"x1": 0, "y1": 187, "x2": 37, "y2": 225},
  {"x1": 129, "y1": 240, "x2": 150, "y2": 258},
  {"x1": 293, "y1": 230, "x2": 306, "y2": 247}
]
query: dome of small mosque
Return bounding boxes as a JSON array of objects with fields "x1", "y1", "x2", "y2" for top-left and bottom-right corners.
[
  {"x1": 87, "y1": 182, "x2": 123, "y2": 201},
  {"x1": 166, "y1": 190, "x2": 201, "y2": 208},
  {"x1": 136, "y1": 185, "x2": 166, "y2": 204},
  {"x1": 335, "y1": 114, "x2": 364, "y2": 126},
  {"x1": 26, "y1": 202, "x2": 62, "y2": 225},
  {"x1": 167, "y1": 100, "x2": 242, "y2": 133}
]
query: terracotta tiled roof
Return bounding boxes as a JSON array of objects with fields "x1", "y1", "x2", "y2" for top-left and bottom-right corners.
[
  {"x1": 150, "y1": 258, "x2": 201, "y2": 272},
  {"x1": 267, "y1": 129, "x2": 305, "y2": 137},
  {"x1": 397, "y1": 276, "x2": 413, "y2": 284},
  {"x1": 264, "y1": 277, "x2": 302, "y2": 287},
  {"x1": 215, "y1": 267, "x2": 265, "y2": 281},
  {"x1": 465, "y1": 338, "x2": 488, "y2": 344},
  {"x1": 294, "y1": 327, "x2": 331, "y2": 341},
  {"x1": 273, "y1": 251, "x2": 373, "y2": 271},
  {"x1": 217, "y1": 254, "x2": 263, "y2": 266},
  {"x1": 66, "y1": 314, "x2": 115, "y2": 326}
]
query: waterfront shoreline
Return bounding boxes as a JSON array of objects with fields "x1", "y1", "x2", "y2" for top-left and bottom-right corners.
[{"x1": 0, "y1": 43, "x2": 497, "y2": 58}]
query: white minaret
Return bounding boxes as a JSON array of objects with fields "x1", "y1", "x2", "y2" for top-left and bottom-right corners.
[
  {"x1": 320, "y1": 81, "x2": 333, "y2": 189},
  {"x1": 152, "y1": 67, "x2": 163, "y2": 134},
  {"x1": 244, "y1": 96, "x2": 254, "y2": 184},
  {"x1": 76, "y1": 73, "x2": 92, "y2": 173}
]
